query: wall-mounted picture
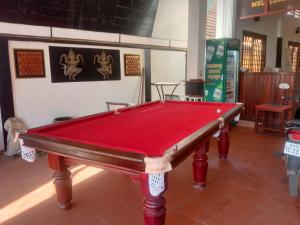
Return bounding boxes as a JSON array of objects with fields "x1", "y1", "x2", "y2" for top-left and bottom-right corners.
[
  {"x1": 49, "y1": 46, "x2": 121, "y2": 83},
  {"x1": 124, "y1": 54, "x2": 141, "y2": 76},
  {"x1": 14, "y1": 49, "x2": 45, "y2": 78}
]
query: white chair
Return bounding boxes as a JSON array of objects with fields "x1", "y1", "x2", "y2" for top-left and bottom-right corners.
[
  {"x1": 105, "y1": 102, "x2": 134, "y2": 111},
  {"x1": 4, "y1": 117, "x2": 27, "y2": 156}
]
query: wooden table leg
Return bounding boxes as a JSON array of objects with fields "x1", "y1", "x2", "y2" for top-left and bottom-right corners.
[
  {"x1": 140, "y1": 173, "x2": 167, "y2": 225},
  {"x1": 48, "y1": 154, "x2": 72, "y2": 209},
  {"x1": 218, "y1": 125, "x2": 230, "y2": 159},
  {"x1": 193, "y1": 138, "x2": 210, "y2": 189}
]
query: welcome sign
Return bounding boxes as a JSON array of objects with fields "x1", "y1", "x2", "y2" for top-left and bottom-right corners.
[
  {"x1": 250, "y1": 0, "x2": 287, "y2": 8},
  {"x1": 238, "y1": 0, "x2": 298, "y2": 19}
]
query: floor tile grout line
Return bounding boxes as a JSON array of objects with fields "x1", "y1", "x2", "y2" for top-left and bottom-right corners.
[{"x1": 170, "y1": 208, "x2": 203, "y2": 224}]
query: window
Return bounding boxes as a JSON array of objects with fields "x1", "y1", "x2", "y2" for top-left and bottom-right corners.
[
  {"x1": 242, "y1": 31, "x2": 267, "y2": 72},
  {"x1": 206, "y1": 0, "x2": 217, "y2": 39},
  {"x1": 288, "y1": 41, "x2": 300, "y2": 72}
]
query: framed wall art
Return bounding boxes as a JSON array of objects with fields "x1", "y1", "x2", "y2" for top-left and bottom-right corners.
[
  {"x1": 124, "y1": 54, "x2": 141, "y2": 76},
  {"x1": 49, "y1": 46, "x2": 121, "y2": 83},
  {"x1": 14, "y1": 49, "x2": 45, "y2": 78}
]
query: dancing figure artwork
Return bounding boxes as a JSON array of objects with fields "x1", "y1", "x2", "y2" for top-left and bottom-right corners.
[
  {"x1": 50, "y1": 46, "x2": 120, "y2": 82},
  {"x1": 93, "y1": 51, "x2": 114, "y2": 79},
  {"x1": 59, "y1": 49, "x2": 84, "y2": 80}
]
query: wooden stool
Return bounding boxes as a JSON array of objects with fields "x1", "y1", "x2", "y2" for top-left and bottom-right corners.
[{"x1": 255, "y1": 104, "x2": 293, "y2": 137}]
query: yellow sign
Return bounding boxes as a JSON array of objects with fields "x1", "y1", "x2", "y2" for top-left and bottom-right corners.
[
  {"x1": 207, "y1": 64, "x2": 222, "y2": 80},
  {"x1": 251, "y1": 0, "x2": 287, "y2": 8}
]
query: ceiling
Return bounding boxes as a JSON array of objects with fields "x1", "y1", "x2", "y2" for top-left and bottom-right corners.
[{"x1": 0, "y1": 0, "x2": 159, "y2": 37}]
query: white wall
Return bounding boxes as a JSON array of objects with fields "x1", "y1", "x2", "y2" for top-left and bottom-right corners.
[
  {"x1": 0, "y1": 109, "x2": 4, "y2": 151},
  {"x1": 236, "y1": 14, "x2": 300, "y2": 70},
  {"x1": 235, "y1": 15, "x2": 280, "y2": 68},
  {"x1": 6, "y1": 2, "x2": 190, "y2": 129},
  {"x1": 9, "y1": 41, "x2": 144, "y2": 128},
  {"x1": 152, "y1": 0, "x2": 188, "y2": 41},
  {"x1": 151, "y1": 0, "x2": 187, "y2": 100},
  {"x1": 151, "y1": 50, "x2": 186, "y2": 101},
  {"x1": 281, "y1": 16, "x2": 300, "y2": 44}
]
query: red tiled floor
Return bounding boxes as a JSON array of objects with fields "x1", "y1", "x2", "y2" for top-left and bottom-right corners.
[
  {"x1": 0, "y1": 126, "x2": 299, "y2": 225},
  {"x1": 165, "y1": 210, "x2": 198, "y2": 225}
]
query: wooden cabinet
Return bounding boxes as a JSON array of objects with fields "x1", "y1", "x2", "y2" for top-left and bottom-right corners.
[{"x1": 239, "y1": 72, "x2": 298, "y2": 121}]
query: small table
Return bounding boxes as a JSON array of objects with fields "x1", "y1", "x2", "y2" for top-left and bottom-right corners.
[
  {"x1": 255, "y1": 104, "x2": 293, "y2": 136},
  {"x1": 20, "y1": 101, "x2": 243, "y2": 225},
  {"x1": 151, "y1": 82, "x2": 180, "y2": 100}
]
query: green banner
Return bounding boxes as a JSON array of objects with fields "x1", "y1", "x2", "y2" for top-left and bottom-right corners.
[
  {"x1": 205, "y1": 40, "x2": 225, "y2": 102},
  {"x1": 205, "y1": 38, "x2": 240, "y2": 103}
]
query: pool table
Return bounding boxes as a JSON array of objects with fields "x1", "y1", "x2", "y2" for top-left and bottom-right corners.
[{"x1": 19, "y1": 100, "x2": 243, "y2": 225}]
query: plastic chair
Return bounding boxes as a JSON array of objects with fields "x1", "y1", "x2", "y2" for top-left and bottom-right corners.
[{"x1": 105, "y1": 102, "x2": 134, "y2": 111}]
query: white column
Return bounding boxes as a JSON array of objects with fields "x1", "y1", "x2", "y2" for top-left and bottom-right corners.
[
  {"x1": 187, "y1": 0, "x2": 207, "y2": 79},
  {"x1": 276, "y1": 14, "x2": 283, "y2": 37},
  {"x1": 216, "y1": 0, "x2": 236, "y2": 38}
]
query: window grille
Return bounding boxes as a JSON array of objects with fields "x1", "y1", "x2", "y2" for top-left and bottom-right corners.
[
  {"x1": 242, "y1": 31, "x2": 267, "y2": 72},
  {"x1": 288, "y1": 41, "x2": 300, "y2": 72},
  {"x1": 206, "y1": 0, "x2": 217, "y2": 39}
]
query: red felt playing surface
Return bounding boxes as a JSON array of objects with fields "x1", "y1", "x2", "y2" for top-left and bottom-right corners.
[{"x1": 29, "y1": 101, "x2": 236, "y2": 157}]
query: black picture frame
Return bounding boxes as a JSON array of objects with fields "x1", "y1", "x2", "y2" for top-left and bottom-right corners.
[{"x1": 49, "y1": 46, "x2": 121, "y2": 83}]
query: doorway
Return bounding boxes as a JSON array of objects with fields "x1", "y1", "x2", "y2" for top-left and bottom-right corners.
[{"x1": 0, "y1": 38, "x2": 15, "y2": 151}]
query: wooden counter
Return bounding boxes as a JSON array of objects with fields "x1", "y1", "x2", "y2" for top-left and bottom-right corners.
[{"x1": 239, "y1": 72, "x2": 299, "y2": 121}]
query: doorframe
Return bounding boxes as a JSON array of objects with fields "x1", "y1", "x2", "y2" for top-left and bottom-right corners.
[{"x1": 0, "y1": 38, "x2": 15, "y2": 150}]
